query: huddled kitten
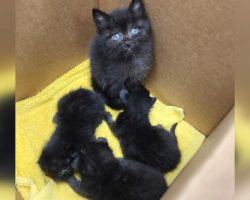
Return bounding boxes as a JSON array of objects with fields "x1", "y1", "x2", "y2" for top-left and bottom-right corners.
[
  {"x1": 38, "y1": 1, "x2": 180, "y2": 199},
  {"x1": 90, "y1": 0, "x2": 153, "y2": 109},
  {"x1": 38, "y1": 88, "x2": 105, "y2": 181},
  {"x1": 104, "y1": 82, "x2": 181, "y2": 173},
  {"x1": 67, "y1": 137, "x2": 167, "y2": 200}
]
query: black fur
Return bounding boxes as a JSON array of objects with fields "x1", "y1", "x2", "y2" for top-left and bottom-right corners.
[
  {"x1": 67, "y1": 138, "x2": 167, "y2": 200},
  {"x1": 38, "y1": 88, "x2": 105, "y2": 181},
  {"x1": 90, "y1": 0, "x2": 153, "y2": 109},
  {"x1": 104, "y1": 83, "x2": 181, "y2": 173}
]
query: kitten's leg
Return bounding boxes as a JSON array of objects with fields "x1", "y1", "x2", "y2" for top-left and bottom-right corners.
[
  {"x1": 97, "y1": 137, "x2": 108, "y2": 144},
  {"x1": 67, "y1": 176, "x2": 90, "y2": 198},
  {"x1": 92, "y1": 78, "x2": 122, "y2": 109},
  {"x1": 105, "y1": 84, "x2": 125, "y2": 110},
  {"x1": 71, "y1": 157, "x2": 79, "y2": 171},
  {"x1": 104, "y1": 112, "x2": 115, "y2": 126},
  {"x1": 104, "y1": 112, "x2": 119, "y2": 136}
]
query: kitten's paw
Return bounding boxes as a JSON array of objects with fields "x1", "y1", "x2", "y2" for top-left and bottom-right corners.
[
  {"x1": 71, "y1": 157, "x2": 79, "y2": 170},
  {"x1": 104, "y1": 112, "x2": 113, "y2": 123},
  {"x1": 156, "y1": 124, "x2": 164, "y2": 129},
  {"x1": 97, "y1": 137, "x2": 108, "y2": 144},
  {"x1": 119, "y1": 89, "x2": 129, "y2": 104},
  {"x1": 57, "y1": 168, "x2": 74, "y2": 181},
  {"x1": 66, "y1": 176, "x2": 78, "y2": 185}
]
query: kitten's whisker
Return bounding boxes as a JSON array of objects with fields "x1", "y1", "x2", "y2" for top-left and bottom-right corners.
[
  {"x1": 107, "y1": 48, "x2": 119, "y2": 60},
  {"x1": 108, "y1": 48, "x2": 121, "y2": 60}
]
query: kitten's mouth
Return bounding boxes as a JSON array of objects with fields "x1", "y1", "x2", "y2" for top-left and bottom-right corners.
[
  {"x1": 125, "y1": 48, "x2": 133, "y2": 55},
  {"x1": 122, "y1": 48, "x2": 134, "y2": 61},
  {"x1": 124, "y1": 54, "x2": 133, "y2": 62}
]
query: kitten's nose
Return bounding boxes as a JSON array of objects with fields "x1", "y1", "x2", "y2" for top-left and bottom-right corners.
[{"x1": 123, "y1": 40, "x2": 131, "y2": 50}]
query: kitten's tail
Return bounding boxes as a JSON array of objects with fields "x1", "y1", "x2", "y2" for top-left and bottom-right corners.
[
  {"x1": 170, "y1": 123, "x2": 178, "y2": 135},
  {"x1": 170, "y1": 123, "x2": 178, "y2": 144}
]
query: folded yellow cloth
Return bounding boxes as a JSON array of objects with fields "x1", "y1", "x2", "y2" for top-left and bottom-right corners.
[
  {"x1": 0, "y1": 67, "x2": 15, "y2": 97},
  {"x1": 16, "y1": 59, "x2": 205, "y2": 200}
]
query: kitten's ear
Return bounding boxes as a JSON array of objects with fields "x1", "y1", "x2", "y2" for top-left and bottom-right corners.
[
  {"x1": 120, "y1": 89, "x2": 130, "y2": 104},
  {"x1": 92, "y1": 9, "x2": 112, "y2": 31},
  {"x1": 128, "y1": 0, "x2": 146, "y2": 18}
]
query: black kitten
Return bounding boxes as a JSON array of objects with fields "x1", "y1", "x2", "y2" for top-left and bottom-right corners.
[
  {"x1": 104, "y1": 83, "x2": 181, "y2": 173},
  {"x1": 38, "y1": 88, "x2": 105, "y2": 181},
  {"x1": 90, "y1": 0, "x2": 153, "y2": 109},
  {"x1": 67, "y1": 137, "x2": 167, "y2": 200}
]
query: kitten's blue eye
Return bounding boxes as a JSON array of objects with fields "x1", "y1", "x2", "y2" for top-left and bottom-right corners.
[
  {"x1": 111, "y1": 33, "x2": 122, "y2": 41},
  {"x1": 129, "y1": 27, "x2": 139, "y2": 35}
]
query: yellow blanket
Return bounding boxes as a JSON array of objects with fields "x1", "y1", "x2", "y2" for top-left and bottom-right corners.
[{"x1": 16, "y1": 59, "x2": 205, "y2": 200}]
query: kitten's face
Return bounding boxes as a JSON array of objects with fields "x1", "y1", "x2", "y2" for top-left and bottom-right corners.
[
  {"x1": 38, "y1": 152, "x2": 74, "y2": 181},
  {"x1": 78, "y1": 138, "x2": 114, "y2": 174},
  {"x1": 120, "y1": 83, "x2": 156, "y2": 114},
  {"x1": 55, "y1": 90, "x2": 105, "y2": 127},
  {"x1": 93, "y1": 0, "x2": 152, "y2": 61}
]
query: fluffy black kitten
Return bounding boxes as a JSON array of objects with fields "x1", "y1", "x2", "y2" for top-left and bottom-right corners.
[
  {"x1": 67, "y1": 137, "x2": 167, "y2": 200},
  {"x1": 38, "y1": 88, "x2": 105, "y2": 181},
  {"x1": 104, "y1": 83, "x2": 181, "y2": 173},
  {"x1": 90, "y1": 0, "x2": 153, "y2": 109}
]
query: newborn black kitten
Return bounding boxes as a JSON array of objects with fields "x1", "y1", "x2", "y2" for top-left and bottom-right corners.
[
  {"x1": 67, "y1": 137, "x2": 167, "y2": 200},
  {"x1": 104, "y1": 83, "x2": 181, "y2": 173},
  {"x1": 38, "y1": 88, "x2": 105, "y2": 181},
  {"x1": 90, "y1": 0, "x2": 153, "y2": 109}
]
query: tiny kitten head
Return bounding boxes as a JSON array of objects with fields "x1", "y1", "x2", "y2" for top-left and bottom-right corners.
[
  {"x1": 92, "y1": 0, "x2": 152, "y2": 61},
  {"x1": 54, "y1": 89, "x2": 105, "y2": 128},
  {"x1": 38, "y1": 143, "x2": 75, "y2": 181},
  {"x1": 78, "y1": 138, "x2": 117, "y2": 176},
  {"x1": 120, "y1": 81, "x2": 156, "y2": 119}
]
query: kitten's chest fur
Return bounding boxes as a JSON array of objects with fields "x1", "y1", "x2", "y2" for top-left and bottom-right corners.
[
  {"x1": 91, "y1": 52, "x2": 152, "y2": 88},
  {"x1": 105, "y1": 59, "x2": 150, "y2": 81}
]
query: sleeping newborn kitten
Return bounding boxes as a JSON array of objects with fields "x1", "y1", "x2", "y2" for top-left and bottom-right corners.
[
  {"x1": 38, "y1": 88, "x2": 105, "y2": 181},
  {"x1": 104, "y1": 83, "x2": 181, "y2": 173},
  {"x1": 67, "y1": 137, "x2": 167, "y2": 200},
  {"x1": 90, "y1": 0, "x2": 153, "y2": 109}
]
